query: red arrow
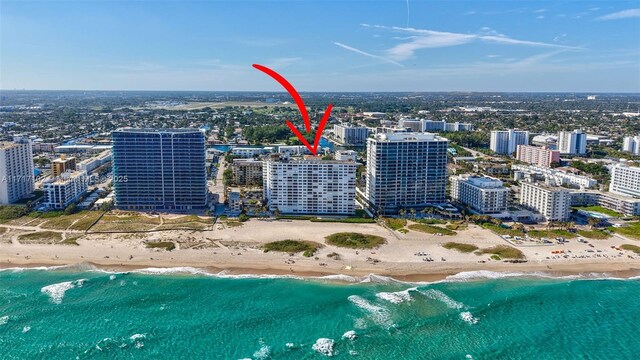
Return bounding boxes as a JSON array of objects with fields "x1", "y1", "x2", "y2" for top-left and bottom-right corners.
[{"x1": 252, "y1": 64, "x2": 333, "y2": 155}]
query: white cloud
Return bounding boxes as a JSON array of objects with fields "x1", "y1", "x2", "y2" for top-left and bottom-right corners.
[
  {"x1": 366, "y1": 25, "x2": 582, "y2": 61},
  {"x1": 536, "y1": 15, "x2": 545, "y2": 19},
  {"x1": 333, "y1": 41, "x2": 403, "y2": 66},
  {"x1": 597, "y1": 8, "x2": 640, "y2": 20},
  {"x1": 264, "y1": 57, "x2": 302, "y2": 68}
]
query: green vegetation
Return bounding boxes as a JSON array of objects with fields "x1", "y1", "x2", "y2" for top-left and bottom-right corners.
[
  {"x1": 310, "y1": 217, "x2": 376, "y2": 224},
  {"x1": 238, "y1": 214, "x2": 250, "y2": 222},
  {"x1": 442, "y1": 242, "x2": 479, "y2": 253},
  {"x1": 224, "y1": 220, "x2": 244, "y2": 228},
  {"x1": 157, "y1": 215, "x2": 212, "y2": 230},
  {"x1": 620, "y1": 244, "x2": 640, "y2": 254},
  {"x1": 408, "y1": 224, "x2": 456, "y2": 235},
  {"x1": 611, "y1": 222, "x2": 640, "y2": 240},
  {"x1": 0, "y1": 205, "x2": 30, "y2": 223},
  {"x1": 61, "y1": 236, "x2": 81, "y2": 246},
  {"x1": 18, "y1": 231, "x2": 63, "y2": 244},
  {"x1": 481, "y1": 223, "x2": 524, "y2": 237},
  {"x1": 573, "y1": 206, "x2": 622, "y2": 218},
  {"x1": 528, "y1": 229, "x2": 577, "y2": 239},
  {"x1": 263, "y1": 240, "x2": 322, "y2": 257},
  {"x1": 415, "y1": 218, "x2": 447, "y2": 225},
  {"x1": 577, "y1": 230, "x2": 610, "y2": 240},
  {"x1": 478, "y1": 245, "x2": 525, "y2": 260},
  {"x1": 571, "y1": 161, "x2": 610, "y2": 182},
  {"x1": 91, "y1": 212, "x2": 161, "y2": 232},
  {"x1": 145, "y1": 241, "x2": 176, "y2": 251},
  {"x1": 383, "y1": 217, "x2": 407, "y2": 230},
  {"x1": 446, "y1": 222, "x2": 467, "y2": 231},
  {"x1": 325, "y1": 232, "x2": 386, "y2": 249}
]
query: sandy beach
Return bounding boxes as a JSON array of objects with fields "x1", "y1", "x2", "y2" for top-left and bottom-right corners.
[{"x1": 1, "y1": 219, "x2": 639, "y2": 281}]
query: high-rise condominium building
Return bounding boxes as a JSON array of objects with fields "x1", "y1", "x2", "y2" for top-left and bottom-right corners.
[
  {"x1": 622, "y1": 135, "x2": 640, "y2": 156},
  {"x1": 0, "y1": 141, "x2": 34, "y2": 204},
  {"x1": 490, "y1": 130, "x2": 529, "y2": 155},
  {"x1": 557, "y1": 129, "x2": 587, "y2": 155},
  {"x1": 365, "y1": 132, "x2": 448, "y2": 214},
  {"x1": 231, "y1": 159, "x2": 263, "y2": 185},
  {"x1": 520, "y1": 182, "x2": 571, "y2": 222},
  {"x1": 43, "y1": 170, "x2": 88, "y2": 210},
  {"x1": 262, "y1": 160, "x2": 357, "y2": 215},
  {"x1": 51, "y1": 156, "x2": 77, "y2": 177},
  {"x1": 333, "y1": 124, "x2": 370, "y2": 145},
  {"x1": 609, "y1": 163, "x2": 640, "y2": 198},
  {"x1": 515, "y1": 145, "x2": 561, "y2": 167},
  {"x1": 112, "y1": 129, "x2": 207, "y2": 211},
  {"x1": 450, "y1": 175, "x2": 509, "y2": 214}
]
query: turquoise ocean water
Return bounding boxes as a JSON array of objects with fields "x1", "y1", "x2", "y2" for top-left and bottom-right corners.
[{"x1": 0, "y1": 266, "x2": 638, "y2": 359}]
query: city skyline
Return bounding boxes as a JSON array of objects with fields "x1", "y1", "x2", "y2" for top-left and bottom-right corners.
[{"x1": 1, "y1": 0, "x2": 639, "y2": 92}]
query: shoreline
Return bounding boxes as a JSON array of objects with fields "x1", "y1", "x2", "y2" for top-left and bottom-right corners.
[{"x1": 2, "y1": 260, "x2": 639, "y2": 283}]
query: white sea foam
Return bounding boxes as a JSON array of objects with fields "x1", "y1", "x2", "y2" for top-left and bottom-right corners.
[
  {"x1": 129, "y1": 334, "x2": 146, "y2": 341},
  {"x1": 419, "y1": 289, "x2": 464, "y2": 310},
  {"x1": 353, "y1": 317, "x2": 367, "y2": 330},
  {"x1": 109, "y1": 274, "x2": 116, "y2": 281},
  {"x1": 285, "y1": 342, "x2": 295, "y2": 349},
  {"x1": 40, "y1": 279, "x2": 86, "y2": 304},
  {"x1": 312, "y1": 338, "x2": 335, "y2": 357},
  {"x1": 375, "y1": 287, "x2": 416, "y2": 304},
  {"x1": 22, "y1": 326, "x2": 31, "y2": 333},
  {"x1": 349, "y1": 350, "x2": 359, "y2": 356},
  {"x1": 317, "y1": 274, "x2": 360, "y2": 282},
  {"x1": 342, "y1": 330, "x2": 357, "y2": 340},
  {"x1": 348, "y1": 295, "x2": 394, "y2": 328},
  {"x1": 252, "y1": 344, "x2": 271, "y2": 360},
  {"x1": 460, "y1": 311, "x2": 479, "y2": 325},
  {"x1": 360, "y1": 274, "x2": 405, "y2": 284},
  {"x1": 0, "y1": 316, "x2": 8, "y2": 325},
  {"x1": 133, "y1": 267, "x2": 212, "y2": 276}
]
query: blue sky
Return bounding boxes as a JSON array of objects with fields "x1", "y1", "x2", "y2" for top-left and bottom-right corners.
[{"x1": 1, "y1": 0, "x2": 639, "y2": 92}]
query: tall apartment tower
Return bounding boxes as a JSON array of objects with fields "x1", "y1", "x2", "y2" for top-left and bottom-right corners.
[
  {"x1": 112, "y1": 129, "x2": 207, "y2": 211},
  {"x1": 450, "y1": 175, "x2": 509, "y2": 214},
  {"x1": 622, "y1": 135, "x2": 640, "y2": 156},
  {"x1": 490, "y1": 130, "x2": 529, "y2": 155},
  {"x1": 364, "y1": 132, "x2": 448, "y2": 214},
  {"x1": 520, "y1": 182, "x2": 571, "y2": 222},
  {"x1": 609, "y1": 163, "x2": 640, "y2": 198},
  {"x1": 515, "y1": 145, "x2": 560, "y2": 167},
  {"x1": 51, "y1": 155, "x2": 77, "y2": 177},
  {"x1": 262, "y1": 159, "x2": 357, "y2": 215},
  {"x1": 557, "y1": 129, "x2": 587, "y2": 155},
  {"x1": 0, "y1": 141, "x2": 35, "y2": 204},
  {"x1": 333, "y1": 124, "x2": 369, "y2": 145}
]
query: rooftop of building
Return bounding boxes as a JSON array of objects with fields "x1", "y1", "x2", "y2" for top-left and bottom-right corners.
[
  {"x1": 372, "y1": 132, "x2": 448, "y2": 142},
  {"x1": 457, "y1": 175, "x2": 505, "y2": 188},
  {"x1": 521, "y1": 181, "x2": 571, "y2": 192},
  {"x1": 114, "y1": 128, "x2": 203, "y2": 134}
]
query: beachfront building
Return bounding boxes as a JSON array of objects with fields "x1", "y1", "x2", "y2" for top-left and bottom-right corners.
[
  {"x1": 570, "y1": 190, "x2": 640, "y2": 217},
  {"x1": 515, "y1": 145, "x2": 560, "y2": 167},
  {"x1": 112, "y1": 128, "x2": 207, "y2": 211},
  {"x1": 609, "y1": 163, "x2": 640, "y2": 198},
  {"x1": 334, "y1": 150, "x2": 357, "y2": 162},
  {"x1": 42, "y1": 170, "x2": 89, "y2": 210},
  {"x1": 231, "y1": 159, "x2": 263, "y2": 186},
  {"x1": 511, "y1": 164, "x2": 597, "y2": 189},
  {"x1": 51, "y1": 156, "x2": 77, "y2": 177},
  {"x1": 520, "y1": 182, "x2": 571, "y2": 222},
  {"x1": 490, "y1": 130, "x2": 529, "y2": 155},
  {"x1": 450, "y1": 175, "x2": 509, "y2": 214},
  {"x1": 0, "y1": 141, "x2": 35, "y2": 204},
  {"x1": 262, "y1": 159, "x2": 357, "y2": 215},
  {"x1": 557, "y1": 129, "x2": 587, "y2": 155},
  {"x1": 333, "y1": 124, "x2": 369, "y2": 145},
  {"x1": 227, "y1": 191, "x2": 242, "y2": 213},
  {"x1": 622, "y1": 135, "x2": 640, "y2": 156},
  {"x1": 364, "y1": 132, "x2": 448, "y2": 214}
]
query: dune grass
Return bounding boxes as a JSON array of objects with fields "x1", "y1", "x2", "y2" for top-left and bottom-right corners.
[
  {"x1": 612, "y1": 222, "x2": 640, "y2": 240},
  {"x1": 478, "y1": 245, "x2": 525, "y2": 259},
  {"x1": 481, "y1": 223, "x2": 524, "y2": 237},
  {"x1": 18, "y1": 231, "x2": 63, "y2": 244},
  {"x1": 145, "y1": 241, "x2": 176, "y2": 251},
  {"x1": 263, "y1": 240, "x2": 322, "y2": 257},
  {"x1": 325, "y1": 232, "x2": 386, "y2": 249},
  {"x1": 383, "y1": 218, "x2": 407, "y2": 230},
  {"x1": 408, "y1": 224, "x2": 456, "y2": 236},
  {"x1": 442, "y1": 242, "x2": 478, "y2": 253},
  {"x1": 577, "y1": 230, "x2": 610, "y2": 240},
  {"x1": 620, "y1": 244, "x2": 640, "y2": 254},
  {"x1": 527, "y1": 229, "x2": 577, "y2": 239}
]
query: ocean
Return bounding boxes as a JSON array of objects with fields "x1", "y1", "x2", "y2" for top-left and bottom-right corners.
[{"x1": 0, "y1": 266, "x2": 638, "y2": 359}]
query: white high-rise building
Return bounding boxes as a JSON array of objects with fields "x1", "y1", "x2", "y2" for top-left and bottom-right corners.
[
  {"x1": 622, "y1": 135, "x2": 640, "y2": 156},
  {"x1": 557, "y1": 129, "x2": 587, "y2": 155},
  {"x1": 520, "y1": 182, "x2": 571, "y2": 222},
  {"x1": 43, "y1": 171, "x2": 89, "y2": 210},
  {"x1": 263, "y1": 160, "x2": 357, "y2": 215},
  {"x1": 450, "y1": 175, "x2": 509, "y2": 214},
  {"x1": 609, "y1": 163, "x2": 640, "y2": 198},
  {"x1": 333, "y1": 124, "x2": 369, "y2": 145},
  {"x1": 0, "y1": 141, "x2": 35, "y2": 204},
  {"x1": 490, "y1": 130, "x2": 529, "y2": 155},
  {"x1": 364, "y1": 132, "x2": 448, "y2": 214}
]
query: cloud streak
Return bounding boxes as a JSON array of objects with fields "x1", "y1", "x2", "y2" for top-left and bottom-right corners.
[
  {"x1": 333, "y1": 41, "x2": 403, "y2": 66},
  {"x1": 597, "y1": 8, "x2": 640, "y2": 21}
]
